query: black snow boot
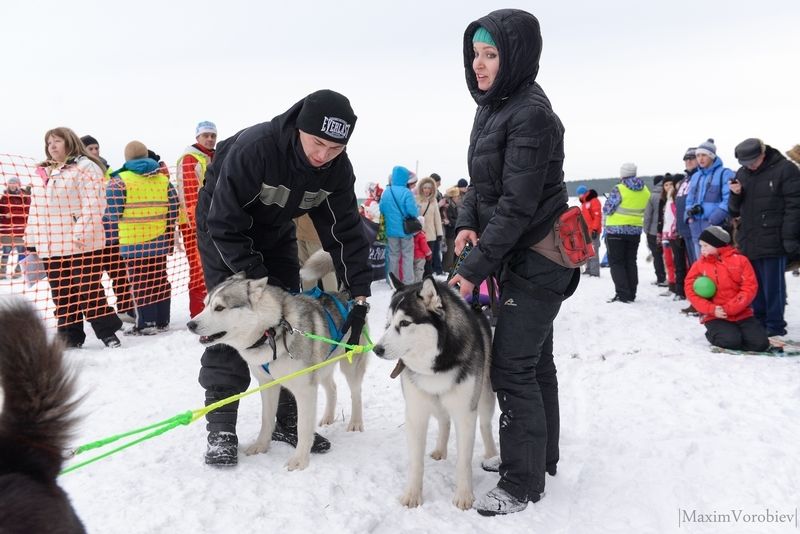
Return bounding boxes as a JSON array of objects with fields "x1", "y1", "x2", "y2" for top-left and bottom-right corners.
[
  {"x1": 204, "y1": 388, "x2": 240, "y2": 466},
  {"x1": 205, "y1": 431, "x2": 238, "y2": 466},
  {"x1": 272, "y1": 387, "x2": 331, "y2": 454}
]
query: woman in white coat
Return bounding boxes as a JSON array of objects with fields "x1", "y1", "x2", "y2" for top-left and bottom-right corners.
[
  {"x1": 25, "y1": 127, "x2": 122, "y2": 348},
  {"x1": 415, "y1": 175, "x2": 444, "y2": 275}
]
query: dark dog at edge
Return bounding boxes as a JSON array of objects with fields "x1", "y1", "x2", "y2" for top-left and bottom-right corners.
[{"x1": 0, "y1": 300, "x2": 86, "y2": 533}]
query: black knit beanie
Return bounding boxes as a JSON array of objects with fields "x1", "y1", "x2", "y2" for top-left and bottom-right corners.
[
  {"x1": 296, "y1": 90, "x2": 357, "y2": 144},
  {"x1": 699, "y1": 226, "x2": 730, "y2": 248}
]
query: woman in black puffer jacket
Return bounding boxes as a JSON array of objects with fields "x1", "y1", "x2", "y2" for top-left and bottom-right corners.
[{"x1": 449, "y1": 9, "x2": 575, "y2": 516}]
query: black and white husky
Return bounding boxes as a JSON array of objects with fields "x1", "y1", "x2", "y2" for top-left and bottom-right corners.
[
  {"x1": 187, "y1": 252, "x2": 368, "y2": 471},
  {"x1": 0, "y1": 301, "x2": 86, "y2": 533},
  {"x1": 374, "y1": 276, "x2": 499, "y2": 510}
]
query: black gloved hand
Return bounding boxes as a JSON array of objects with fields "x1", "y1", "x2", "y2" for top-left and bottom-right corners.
[
  {"x1": 591, "y1": 230, "x2": 598, "y2": 240},
  {"x1": 342, "y1": 302, "x2": 368, "y2": 347}
]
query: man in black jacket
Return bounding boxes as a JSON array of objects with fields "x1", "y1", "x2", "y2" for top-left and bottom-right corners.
[
  {"x1": 195, "y1": 90, "x2": 372, "y2": 466},
  {"x1": 729, "y1": 138, "x2": 800, "y2": 337}
]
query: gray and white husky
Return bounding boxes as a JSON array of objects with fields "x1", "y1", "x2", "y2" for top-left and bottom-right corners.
[
  {"x1": 374, "y1": 275, "x2": 499, "y2": 510},
  {"x1": 187, "y1": 252, "x2": 368, "y2": 471}
]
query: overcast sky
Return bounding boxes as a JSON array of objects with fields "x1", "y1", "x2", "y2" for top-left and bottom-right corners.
[{"x1": 2, "y1": 0, "x2": 798, "y2": 194}]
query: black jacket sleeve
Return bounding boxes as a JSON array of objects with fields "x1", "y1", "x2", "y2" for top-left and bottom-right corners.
[
  {"x1": 728, "y1": 168, "x2": 744, "y2": 217},
  {"x1": 204, "y1": 143, "x2": 269, "y2": 279},
  {"x1": 781, "y1": 163, "x2": 800, "y2": 255},
  {"x1": 459, "y1": 105, "x2": 559, "y2": 284}
]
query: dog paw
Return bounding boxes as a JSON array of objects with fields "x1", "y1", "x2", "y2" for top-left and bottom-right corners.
[
  {"x1": 346, "y1": 419, "x2": 364, "y2": 432},
  {"x1": 318, "y1": 414, "x2": 335, "y2": 426},
  {"x1": 286, "y1": 453, "x2": 310, "y2": 471},
  {"x1": 400, "y1": 488, "x2": 423, "y2": 508},
  {"x1": 452, "y1": 488, "x2": 475, "y2": 510},
  {"x1": 429, "y1": 449, "x2": 447, "y2": 461},
  {"x1": 244, "y1": 439, "x2": 270, "y2": 456}
]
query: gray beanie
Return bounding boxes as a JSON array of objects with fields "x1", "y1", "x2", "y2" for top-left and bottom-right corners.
[
  {"x1": 695, "y1": 138, "x2": 717, "y2": 159},
  {"x1": 620, "y1": 162, "x2": 637, "y2": 178}
]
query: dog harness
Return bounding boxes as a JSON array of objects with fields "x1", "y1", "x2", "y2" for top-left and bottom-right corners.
[
  {"x1": 257, "y1": 289, "x2": 352, "y2": 375},
  {"x1": 302, "y1": 287, "x2": 352, "y2": 350}
]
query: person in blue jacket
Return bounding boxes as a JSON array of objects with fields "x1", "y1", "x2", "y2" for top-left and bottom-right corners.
[
  {"x1": 379, "y1": 165, "x2": 419, "y2": 284},
  {"x1": 684, "y1": 138, "x2": 734, "y2": 260}
]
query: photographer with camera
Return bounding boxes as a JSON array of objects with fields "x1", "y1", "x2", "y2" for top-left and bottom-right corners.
[{"x1": 684, "y1": 138, "x2": 734, "y2": 260}]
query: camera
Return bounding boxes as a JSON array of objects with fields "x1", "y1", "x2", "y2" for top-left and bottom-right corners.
[{"x1": 686, "y1": 204, "x2": 704, "y2": 217}]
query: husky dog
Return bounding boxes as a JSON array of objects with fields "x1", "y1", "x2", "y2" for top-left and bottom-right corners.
[
  {"x1": 187, "y1": 252, "x2": 368, "y2": 471},
  {"x1": 374, "y1": 275, "x2": 499, "y2": 510},
  {"x1": 0, "y1": 301, "x2": 86, "y2": 533}
]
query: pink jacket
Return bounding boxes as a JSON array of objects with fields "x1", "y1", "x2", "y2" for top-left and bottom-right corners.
[{"x1": 25, "y1": 157, "x2": 107, "y2": 258}]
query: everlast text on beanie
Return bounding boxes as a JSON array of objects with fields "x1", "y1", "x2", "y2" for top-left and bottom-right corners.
[{"x1": 296, "y1": 89, "x2": 357, "y2": 145}]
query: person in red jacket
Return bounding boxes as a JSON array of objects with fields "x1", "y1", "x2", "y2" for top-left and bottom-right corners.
[
  {"x1": 685, "y1": 225, "x2": 770, "y2": 351},
  {"x1": 577, "y1": 185, "x2": 602, "y2": 276},
  {"x1": 177, "y1": 121, "x2": 217, "y2": 317},
  {"x1": 0, "y1": 176, "x2": 31, "y2": 279}
]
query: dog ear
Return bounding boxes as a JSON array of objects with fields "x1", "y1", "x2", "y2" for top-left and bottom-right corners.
[
  {"x1": 247, "y1": 277, "x2": 269, "y2": 306},
  {"x1": 232, "y1": 271, "x2": 247, "y2": 281},
  {"x1": 418, "y1": 278, "x2": 443, "y2": 315},
  {"x1": 389, "y1": 272, "x2": 404, "y2": 291}
]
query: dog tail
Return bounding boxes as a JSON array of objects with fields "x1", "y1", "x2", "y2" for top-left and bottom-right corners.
[
  {"x1": 0, "y1": 300, "x2": 81, "y2": 479},
  {"x1": 300, "y1": 249, "x2": 336, "y2": 284}
]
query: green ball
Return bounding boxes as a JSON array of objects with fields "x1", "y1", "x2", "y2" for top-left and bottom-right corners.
[{"x1": 693, "y1": 275, "x2": 716, "y2": 298}]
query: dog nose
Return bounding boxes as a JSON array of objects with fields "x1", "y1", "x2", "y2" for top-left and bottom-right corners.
[
  {"x1": 373, "y1": 344, "x2": 384, "y2": 357},
  {"x1": 186, "y1": 320, "x2": 197, "y2": 332}
]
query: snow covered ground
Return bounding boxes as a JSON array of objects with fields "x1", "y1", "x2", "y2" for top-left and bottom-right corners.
[{"x1": 3, "y1": 243, "x2": 800, "y2": 534}]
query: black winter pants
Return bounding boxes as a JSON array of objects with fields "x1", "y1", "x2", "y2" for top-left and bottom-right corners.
[
  {"x1": 606, "y1": 234, "x2": 641, "y2": 301},
  {"x1": 492, "y1": 249, "x2": 573, "y2": 502},
  {"x1": 645, "y1": 233, "x2": 665, "y2": 283},
  {"x1": 670, "y1": 237, "x2": 688, "y2": 298},
  {"x1": 197, "y1": 226, "x2": 301, "y2": 433},
  {"x1": 705, "y1": 317, "x2": 769, "y2": 352},
  {"x1": 45, "y1": 251, "x2": 122, "y2": 345}
]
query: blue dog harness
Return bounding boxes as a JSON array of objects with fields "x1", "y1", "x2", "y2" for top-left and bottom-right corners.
[{"x1": 259, "y1": 288, "x2": 353, "y2": 375}]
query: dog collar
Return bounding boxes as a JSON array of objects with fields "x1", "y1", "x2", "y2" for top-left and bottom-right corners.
[{"x1": 248, "y1": 326, "x2": 277, "y2": 353}]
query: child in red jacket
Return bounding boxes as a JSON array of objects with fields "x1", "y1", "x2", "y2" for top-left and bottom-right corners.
[
  {"x1": 685, "y1": 226, "x2": 770, "y2": 352},
  {"x1": 412, "y1": 217, "x2": 432, "y2": 283}
]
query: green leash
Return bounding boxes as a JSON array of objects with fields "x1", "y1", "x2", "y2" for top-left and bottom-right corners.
[{"x1": 60, "y1": 330, "x2": 373, "y2": 475}]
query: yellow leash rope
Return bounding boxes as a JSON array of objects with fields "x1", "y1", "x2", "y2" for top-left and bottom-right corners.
[{"x1": 61, "y1": 332, "x2": 373, "y2": 475}]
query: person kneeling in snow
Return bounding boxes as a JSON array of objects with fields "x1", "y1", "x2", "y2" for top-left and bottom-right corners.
[{"x1": 685, "y1": 226, "x2": 770, "y2": 352}]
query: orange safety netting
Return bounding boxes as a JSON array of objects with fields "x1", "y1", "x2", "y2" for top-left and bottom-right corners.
[{"x1": 0, "y1": 153, "x2": 199, "y2": 332}]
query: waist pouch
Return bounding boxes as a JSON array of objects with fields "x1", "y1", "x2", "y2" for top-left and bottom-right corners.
[{"x1": 531, "y1": 206, "x2": 595, "y2": 268}]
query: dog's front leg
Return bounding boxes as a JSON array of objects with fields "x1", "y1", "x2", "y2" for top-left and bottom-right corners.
[
  {"x1": 318, "y1": 374, "x2": 337, "y2": 426},
  {"x1": 400, "y1": 379, "x2": 431, "y2": 508},
  {"x1": 429, "y1": 403, "x2": 450, "y2": 460},
  {"x1": 245, "y1": 377, "x2": 280, "y2": 456},
  {"x1": 339, "y1": 354, "x2": 367, "y2": 432},
  {"x1": 478, "y1": 377, "x2": 499, "y2": 459},
  {"x1": 443, "y1": 395, "x2": 478, "y2": 510},
  {"x1": 286, "y1": 385, "x2": 316, "y2": 471}
]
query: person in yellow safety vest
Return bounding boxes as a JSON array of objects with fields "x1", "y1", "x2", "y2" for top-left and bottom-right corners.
[
  {"x1": 603, "y1": 162, "x2": 651, "y2": 303},
  {"x1": 177, "y1": 121, "x2": 216, "y2": 318},
  {"x1": 106, "y1": 141, "x2": 179, "y2": 335},
  {"x1": 84, "y1": 134, "x2": 137, "y2": 324}
]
